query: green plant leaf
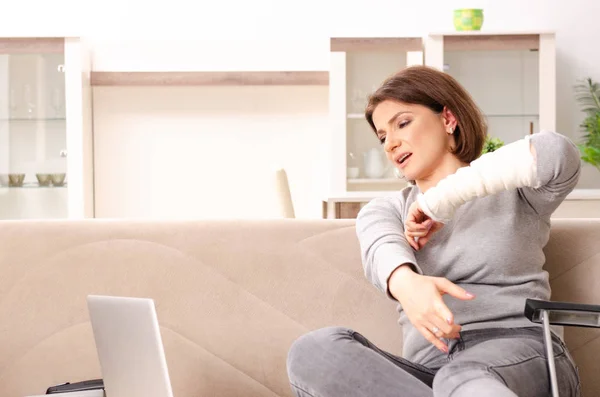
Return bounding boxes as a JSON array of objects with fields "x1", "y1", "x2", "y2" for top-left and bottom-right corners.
[
  {"x1": 481, "y1": 136, "x2": 504, "y2": 155},
  {"x1": 575, "y1": 78, "x2": 600, "y2": 169}
]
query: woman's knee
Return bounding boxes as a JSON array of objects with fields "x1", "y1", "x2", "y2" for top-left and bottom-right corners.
[{"x1": 286, "y1": 326, "x2": 354, "y2": 381}]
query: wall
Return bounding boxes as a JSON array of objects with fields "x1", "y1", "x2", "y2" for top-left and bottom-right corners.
[
  {"x1": 553, "y1": 200, "x2": 600, "y2": 218},
  {"x1": 93, "y1": 86, "x2": 328, "y2": 219},
  {"x1": 2, "y1": 0, "x2": 599, "y2": 218}
]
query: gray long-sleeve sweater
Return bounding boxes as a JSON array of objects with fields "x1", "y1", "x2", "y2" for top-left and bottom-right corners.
[{"x1": 355, "y1": 131, "x2": 582, "y2": 365}]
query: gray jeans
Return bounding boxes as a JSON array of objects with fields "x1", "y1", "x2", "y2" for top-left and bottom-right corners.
[{"x1": 287, "y1": 326, "x2": 581, "y2": 397}]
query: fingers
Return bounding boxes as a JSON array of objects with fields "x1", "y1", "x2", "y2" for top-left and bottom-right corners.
[
  {"x1": 435, "y1": 278, "x2": 476, "y2": 301},
  {"x1": 430, "y1": 297, "x2": 456, "y2": 330},
  {"x1": 405, "y1": 215, "x2": 443, "y2": 251},
  {"x1": 406, "y1": 231, "x2": 428, "y2": 250},
  {"x1": 402, "y1": 275, "x2": 465, "y2": 354},
  {"x1": 420, "y1": 320, "x2": 461, "y2": 352},
  {"x1": 429, "y1": 314, "x2": 457, "y2": 337},
  {"x1": 404, "y1": 230, "x2": 420, "y2": 250},
  {"x1": 440, "y1": 326, "x2": 461, "y2": 340},
  {"x1": 407, "y1": 203, "x2": 428, "y2": 225},
  {"x1": 405, "y1": 202, "x2": 438, "y2": 251},
  {"x1": 420, "y1": 299, "x2": 462, "y2": 352},
  {"x1": 406, "y1": 218, "x2": 432, "y2": 232},
  {"x1": 419, "y1": 325, "x2": 449, "y2": 353},
  {"x1": 405, "y1": 229, "x2": 430, "y2": 238},
  {"x1": 430, "y1": 327, "x2": 461, "y2": 341},
  {"x1": 417, "y1": 234, "x2": 432, "y2": 249},
  {"x1": 405, "y1": 218, "x2": 432, "y2": 251},
  {"x1": 407, "y1": 236, "x2": 419, "y2": 250}
]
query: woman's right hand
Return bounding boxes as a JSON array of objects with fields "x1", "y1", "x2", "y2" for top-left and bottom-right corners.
[{"x1": 388, "y1": 265, "x2": 475, "y2": 353}]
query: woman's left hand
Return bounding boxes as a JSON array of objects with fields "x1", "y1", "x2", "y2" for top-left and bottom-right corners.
[{"x1": 405, "y1": 201, "x2": 444, "y2": 250}]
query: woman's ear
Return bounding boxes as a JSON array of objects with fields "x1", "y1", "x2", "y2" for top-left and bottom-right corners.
[{"x1": 442, "y1": 107, "x2": 458, "y2": 134}]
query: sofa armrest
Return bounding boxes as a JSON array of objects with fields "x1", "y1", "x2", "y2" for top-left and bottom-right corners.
[{"x1": 525, "y1": 298, "x2": 600, "y2": 328}]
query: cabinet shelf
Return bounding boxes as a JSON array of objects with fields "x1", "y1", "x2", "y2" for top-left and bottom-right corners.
[
  {"x1": 347, "y1": 113, "x2": 366, "y2": 119},
  {"x1": 331, "y1": 37, "x2": 423, "y2": 52},
  {"x1": 347, "y1": 113, "x2": 539, "y2": 120},
  {"x1": 485, "y1": 114, "x2": 539, "y2": 118},
  {"x1": 90, "y1": 71, "x2": 329, "y2": 86},
  {"x1": 348, "y1": 178, "x2": 403, "y2": 184},
  {"x1": 0, "y1": 118, "x2": 66, "y2": 122},
  {"x1": 0, "y1": 183, "x2": 67, "y2": 189}
]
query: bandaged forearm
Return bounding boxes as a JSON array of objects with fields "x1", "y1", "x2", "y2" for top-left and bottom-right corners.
[{"x1": 417, "y1": 136, "x2": 540, "y2": 223}]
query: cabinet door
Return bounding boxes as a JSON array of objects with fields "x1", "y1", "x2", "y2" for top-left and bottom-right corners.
[
  {"x1": 0, "y1": 38, "x2": 92, "y2": 219},
  {"x1": 64, "y1": 37, "x2": 94, "y2": 219},
  {"x1": 444, "y1": 49, "x2": 539, "y2": 144},
  {"x1": 425, "y1": 33, "x2": 555, "y2": 149},
  {"x1": 330, "y1": 38, "x2": 423, "y2": 194},
  {"x1": 0, "y1": 39, "x2": 68, "y2": 219}
]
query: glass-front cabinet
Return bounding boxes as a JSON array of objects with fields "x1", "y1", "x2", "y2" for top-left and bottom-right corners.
[
  {"x1": 328, "y1": 38, "x2": 424, "y2": 196},
  {"x1": 0, "y1": 37, "x2": 93, "y2": 219}
]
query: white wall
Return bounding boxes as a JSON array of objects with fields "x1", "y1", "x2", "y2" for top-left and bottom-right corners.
[
  {"x1": 93, "y1": 86, "x2": 328, "y2": 219},
  {"x1": 3, "y1": 0, "x2": 599, "y2": 218},
  {"x1": 553, "y1": 200, "x2": 600, "y2": 218}
]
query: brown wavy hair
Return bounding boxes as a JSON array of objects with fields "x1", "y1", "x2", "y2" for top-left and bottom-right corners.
[{"x1": 365, "y1": 65, "x2": 487, "y2": 163}]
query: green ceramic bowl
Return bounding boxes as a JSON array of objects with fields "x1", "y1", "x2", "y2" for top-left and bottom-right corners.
[{"x1": 453, "y1": 9, "x2": 484, "y2": 31}]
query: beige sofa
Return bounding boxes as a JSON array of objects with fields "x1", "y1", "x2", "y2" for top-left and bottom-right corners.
[{"x1": 0, "y1": 219, "x2": 598, "y2": 397}]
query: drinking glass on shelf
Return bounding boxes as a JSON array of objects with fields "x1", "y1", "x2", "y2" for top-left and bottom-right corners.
[
  {"x1": 23, "y1": 84, "x2": 36, "y2": 119},
  {"x1": 9, "y1": 88, "x2": 18, "y2": 118},
  {"x1": 51, "y1": 88, "x2": 63, "y2": 118},
  {"x1": 347, "y1": 152, "x2": 360, "y2": 179},
  {"x1": 350, "y1": 89, "x2": 367, "y2": 113}
]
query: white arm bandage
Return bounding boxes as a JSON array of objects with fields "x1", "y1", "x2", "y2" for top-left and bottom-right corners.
[{"x1": 417, "y1": 135, "x2": 540, "y2": 223}]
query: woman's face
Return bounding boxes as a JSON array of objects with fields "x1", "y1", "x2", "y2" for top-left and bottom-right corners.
[{"x1": 371, "y1": 100, "x2": 458, "y2": 183}]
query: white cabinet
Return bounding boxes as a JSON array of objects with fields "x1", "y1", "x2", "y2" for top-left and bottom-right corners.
[
  {"x1": 328, "y1": 38, "x2": 422, "y2": 202},
  {"x1": 0, "y1": 37, "x2": 93, "y2": 219}
]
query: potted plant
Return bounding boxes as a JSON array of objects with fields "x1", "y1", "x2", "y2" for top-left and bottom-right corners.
[
  {"x1": 575, "y1": 78, "x2": 600, "y2": 171},
  {"x1": 482, "y1": 136, "x2": 504, "y2": 155}
]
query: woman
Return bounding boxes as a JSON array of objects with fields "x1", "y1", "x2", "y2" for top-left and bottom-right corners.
[{"x1": 286, "y1": 66, "x2": 582, "y2": 397}]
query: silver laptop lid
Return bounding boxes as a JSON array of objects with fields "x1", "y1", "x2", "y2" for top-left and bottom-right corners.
[{"x1": 87, "y1": 295, "x2": 174, "y2": 397}]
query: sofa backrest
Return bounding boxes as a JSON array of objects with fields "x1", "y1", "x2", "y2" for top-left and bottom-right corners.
[
  {"x1": 0, "y1": 219, "x2": 598, "y2": 397},
  {"x1": 542, "y1": 219, "x2": 600, "y2": 395}
]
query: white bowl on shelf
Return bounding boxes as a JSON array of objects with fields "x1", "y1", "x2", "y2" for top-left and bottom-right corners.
[{"x1": 347, "y1": 167, "x2": 360, "y2": 179}]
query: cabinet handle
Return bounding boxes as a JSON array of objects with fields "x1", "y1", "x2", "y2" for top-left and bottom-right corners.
[
  {"x1": 60, "y1": 150, "x2": 67, "y2": 158},
  {"x1": 57, "y1": 64, "x2": 65, "y2": 73}
]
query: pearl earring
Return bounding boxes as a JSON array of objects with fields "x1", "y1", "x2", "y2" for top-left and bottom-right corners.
[{"x1": 448, "y1": 128, "x2": 454, "y2": 135}]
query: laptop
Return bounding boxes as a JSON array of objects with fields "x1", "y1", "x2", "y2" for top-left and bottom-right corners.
[{"x1": 86, "y1": 295, "x2": 175, "y2": 397}]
